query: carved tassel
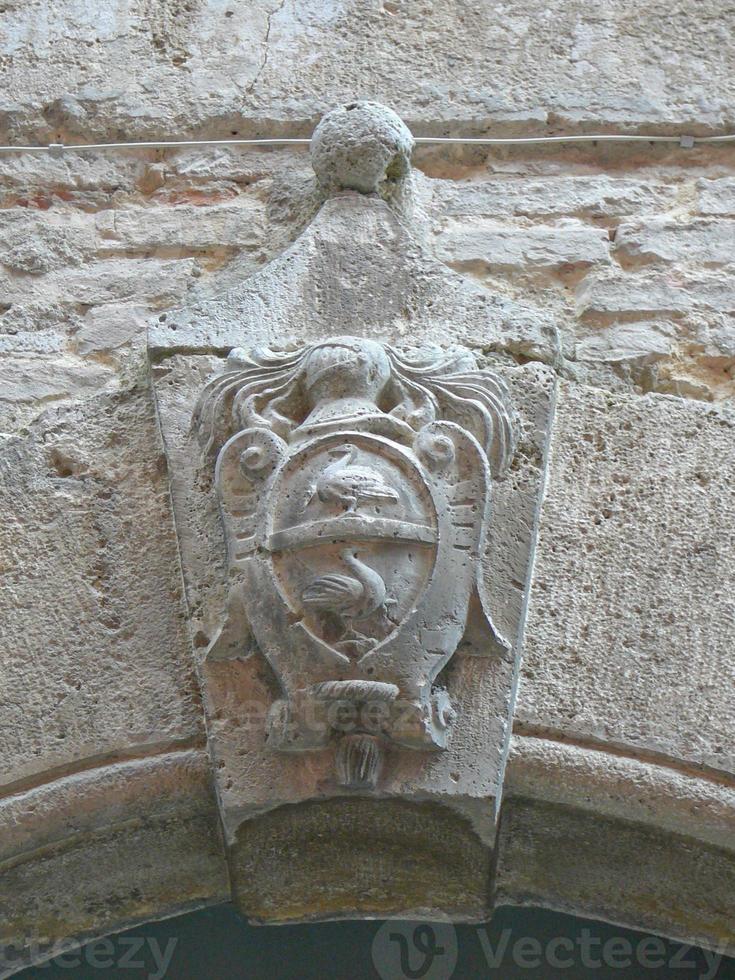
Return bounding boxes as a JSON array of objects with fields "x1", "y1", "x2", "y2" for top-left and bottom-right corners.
[{"x1": 335, "y1": 734, "x2": 382, "y2": 789}]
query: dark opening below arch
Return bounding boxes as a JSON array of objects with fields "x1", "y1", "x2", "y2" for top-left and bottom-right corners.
[{"x1": 12, "y1": 903, "x2": 735, "y2": 979}]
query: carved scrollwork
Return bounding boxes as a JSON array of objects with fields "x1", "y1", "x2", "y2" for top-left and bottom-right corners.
[
  {"x1": 194, "y1": 337, "x2": 516, "y2": 476},
  {"x1": 215, "y1": 427, "x2": 288, "y2": 563},
  {"x1": 195, "y1": 336, "x2": 516, "y2": 789},
  {"x1": 415, "y1": 425, "x2": 456, "y2": 472}
]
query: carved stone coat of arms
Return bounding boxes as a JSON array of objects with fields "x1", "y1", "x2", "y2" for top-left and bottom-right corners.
[{"x1": 194, "y1": 336, "x2": 516, "y2": 789}]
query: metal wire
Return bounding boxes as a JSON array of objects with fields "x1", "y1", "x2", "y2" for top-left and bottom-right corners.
[
  {"x1": 0, "y1": 132, "x2": 732, "y2": 154},
  {"x1": 0, "y1": 138, "x2": 311, "y2": 153},
  {"x1": 416, "y1": 134, "x2": 712, "y2": 145}
]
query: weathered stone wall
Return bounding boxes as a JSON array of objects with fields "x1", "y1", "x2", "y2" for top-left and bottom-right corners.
[
  {"x1": 2, "y1": 143, "x2": 735, "y2": 424},
  {"x1": 1, "y1": 0, "x2": 734, "y2": 141},
  {"x1": 1, "y1": 0, "x2": 734, "y2": 971}
]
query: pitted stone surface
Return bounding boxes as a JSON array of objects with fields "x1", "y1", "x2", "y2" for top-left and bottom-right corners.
[
  {"x1": 154, "y1": 338, "x2": 555, "y2": 848},
  {"x1": 0, "y1": 386, "x2": 203, "y2": 786},
  {"x1": 310, "y1": 102, "x2": 414, "y2": 194},
  {"x1": 0, "y1": 750, "x2": 229, "y2": 960},
  {"x1": 1, "y1": 1, "x2": 735, "y2": 142},
  {"x1": 1, "y1": 27, "x2": 735, "y2": 952},
  {"x1": 192, "y1": 334, "x2": 518, "y2": 796},
  {"x1": 431, "y1": 175, "x2": 680, "y2": 221},
  {"x1": 496, "y1": 798, "x2": 735, "y2": 958},
  {"x1": 698, "y1": 178, "x2": 735, "y2": 216},
  {"x1": 615, "y1": 218, "x2": 735, "y2": 266},
  {"x1": 438, "y1": 217, "x2": 611, "y2": 273},
  {"x1": 149, "y1": 191, "x2": 560, "y2": 365},
  {"x1": 0, "y1": 142, "x2": 733, "y2": 412},
  {"x1": 506, "y1": 735, "x2": 735, "y2": 853},
  {"x1": 516, "y1": 381, "x2": 735, "y2": 774}
]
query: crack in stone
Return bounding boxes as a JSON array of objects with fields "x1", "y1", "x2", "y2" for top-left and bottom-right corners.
[{"x1": 244, "y1": 0, "x2": 287, "y2": 103}]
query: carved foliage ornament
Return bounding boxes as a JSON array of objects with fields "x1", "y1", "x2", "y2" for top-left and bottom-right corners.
[{"x1": 194, "y1": 337, "x2": 516, "y2": 788}]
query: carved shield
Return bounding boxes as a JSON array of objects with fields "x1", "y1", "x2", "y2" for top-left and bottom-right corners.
[
  {"x1": 198, "y1": 336, "x2": 515, "y2": 777},
  {"x1": 215, "y1": 422, "x2": 500, "y2": 703},
  {"x1": 270, "y1": 432, "x2": 436, "y2": 655}
]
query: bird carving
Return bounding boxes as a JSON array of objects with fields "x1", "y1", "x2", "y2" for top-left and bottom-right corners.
[
  {"x1": 315, "y1": 445, "x2": 399, "y2": 513},
  {"x1": 302, "y1": 550, "x2": 387, "y2": 621},
  {"x1": 301, "y1": 550, "x2": 396, "y2": 649}
]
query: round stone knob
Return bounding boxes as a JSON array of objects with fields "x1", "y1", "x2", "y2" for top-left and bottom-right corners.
[{"x1": 310, "y1": 101, "x2": 414, "y2": 194}]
